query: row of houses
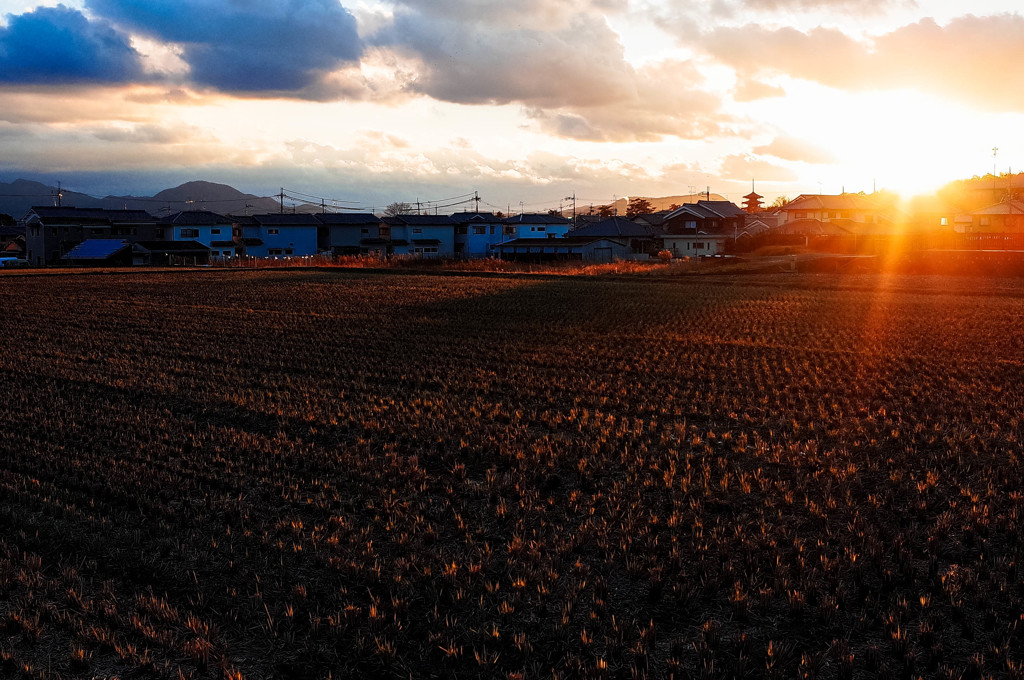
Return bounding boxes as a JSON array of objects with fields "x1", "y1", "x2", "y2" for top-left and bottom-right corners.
[{"x1": 16, "y1": 191, "x2": 1024, "y2": 266}]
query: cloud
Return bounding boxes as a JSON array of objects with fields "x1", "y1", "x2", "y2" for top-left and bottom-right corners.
[
  {"x1": 377, "y1": 7, "x2": 734, "y2": 142},
  {"x1": 0, "y1": 4, "x2": 143, "y2": 84},
  {"x1": 86, "y1": 0, "x2": 362, "y2": 94},
  {"x1": 383, "y1": 0, "x2": 627, "y2": 27},
  {"x1": 733, "y1": 77, "x2": 784, "y2": 102},
  {"x1": 720, "y1": 153, "x2": 798, "y2": 181},
  {"x1": 754, "y1": 135, "x2": 836, "y2": 164},
  {"x1": 699, "y1": 14, "x2": 1024, "y2": 112}
]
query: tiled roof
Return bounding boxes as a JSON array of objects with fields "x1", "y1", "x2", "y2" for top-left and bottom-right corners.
[
  {"x1": 315, "y1": 213, "x2": 380, "y2": 225},
  {"x1": 782, "y1": 194, "x2": 890, "y2": 212},
  {"x1": 28, "y1": 207, "x2": 155, "y2": 225},
  {"x1": 450, "y1": 212, "x2": 501, "y2": 224},
  {"x1": 160, "y1": 210, "x2": 233, "y2": 225},
  {"x1": 63, "y1": 239, "x2": 130, "y2": 260},
  {"x1": 568, "y1": 217, "x2": 657, "y2": 238},
  {"x1": 496, "y1": 236, "x2": 626, "y2": 247},
  {"x1": 251, "y1": 213, "x2": 320, "y2": 226}
]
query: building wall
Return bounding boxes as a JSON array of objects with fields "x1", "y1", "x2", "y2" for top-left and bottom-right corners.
[
  {"x1": 245, "y1": 226, "x2": 318, "y2": 257},
  {"x1": 168, "y1": 225, "x2": 235, "y2": 257},
  {"x1": 458, "y1": 221, "x2": 505, "y2": 257},
  {"x1": 663, "y1": 236, "x2": 726, "y2": 256}
]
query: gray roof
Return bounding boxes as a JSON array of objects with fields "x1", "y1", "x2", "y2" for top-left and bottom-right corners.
[
  {"x1": 568, "y1": 217, "x2": 657, "y2": 238},
  {"x1": 28, "y1": 206, "x2": 155, "y2": 225},
  {"x1": 315, "y1": 212, "x2": 380, "y2": 225},
  {"x1": 160, "y1": 210, "x2": 233, "y2": 226}
]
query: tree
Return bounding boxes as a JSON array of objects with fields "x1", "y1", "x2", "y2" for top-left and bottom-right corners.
[
  {"x1": 667, "y1": 203, "x2": 681, "y2": 211},
  {"x1": 626, "y1": 198, "x2": 654, "y2": 217},
  {"x1": 0, "y1": 214, "x2": 14, "y2": 226},
  {"x1": 384, "y1": 201, "x2": 413, "y2": 216},
  {"x1": 770, "y1": 195, "x2": 791, "y2": 209},
  {"x1": 597, "y1": 205, "x2": 615, "y2": 217}
]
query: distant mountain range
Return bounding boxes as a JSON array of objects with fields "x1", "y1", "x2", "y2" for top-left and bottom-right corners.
[
  {"x1": 0, "y1": 179, "x2": 286, "y2": 219},
  {"x1": 0, "y1": 178, "x2": 733, "y2": 222}
]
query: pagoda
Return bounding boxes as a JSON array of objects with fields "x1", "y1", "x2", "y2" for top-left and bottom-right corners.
[{"x1": 743, "y1": 181, "x2": 763, "y2": 212}]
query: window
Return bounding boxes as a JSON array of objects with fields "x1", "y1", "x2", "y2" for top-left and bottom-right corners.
[
  {"x1": 181, "y1": 228, "x2": 199, "y2": 238},
  {"x1": 490, "y1": 226, "x2": 496, "y2": 235},
  {"x1": 472, "y1": 226, "x2": 486, "y2": 235},
  {"x1": 414, "y1": 246, "x2": 438, "y2": 254},
  {"x1": 456, "y1": 226, "x2": 468, "y2": 235},
  {"x1": 211, "y1": 228, "x2": 221, "y2": 235},
  {"x1": 940, "y1": 217, "x2": 949, "y2": 226},
  {"x1": 210, "y1": 251, "x2": 220, "y2": 257},
  {"x1": 531, "y1": 226, "x2": 546, "y2": 232},
  {"x1": 267, "y1": 228, "x2": 280, "y2": 235},
  {"x1": 694, "y1": 242, "x2": 705, "y2": 249},
  {"x1": 361, "y1": 228, "x2": 369, "y2": 235},
  {"x1": 413, "y1": 227, "x2": 423, "y2": 234},
  {"x1": 284, "y1": 248, "x2": 293, "y2": 255},
  {"x1": 685, "y1": 220, "x2": 696, "y2": 229},
  {"x1": 269, "y1": 248, "x2": 283, "y2": 255},
  {"x1": 795, "y1": 212, "x2": 807, "y2": 219}
]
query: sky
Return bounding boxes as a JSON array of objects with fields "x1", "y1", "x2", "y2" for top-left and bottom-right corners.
[{"x1": 1, "y1": 0, "x2": 1023, "y2": 212}]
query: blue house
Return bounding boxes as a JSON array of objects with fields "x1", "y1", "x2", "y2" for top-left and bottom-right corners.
[
  {"x1": 381, "y1": 214, "x2": 456, "y2": 257},
  {"x1": 451, "y1": 212, "x2": 506, "y2": 258},
  {"x1": 160, "y1": 210, "x2": 237, "y2": 258},
  {"x1": 241, "y1": 214, "x2": 319, "y2": 258},
  {"x1": 503, "y1": 213, "x2": 571, "y2": 240}
]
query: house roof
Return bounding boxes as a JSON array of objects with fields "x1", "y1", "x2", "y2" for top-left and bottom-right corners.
[
  {"x1": 665, "y1": 200, "x2": 746, "y2": 222},
  {"x1": 27, "y1": 206, "x2": 155, "y2": 225},
  {"x1": 495, "y1": 236, "x2": 627, "y2": 247},
  {"x1": 251, "y1": 213, "x2": 320, "y2": 226},
  {"x1": 568, "y1": 217, "x2": 657, "y2": 238},
  {"x1": 782, "y1": 193, "x2": 892, "y2": 212},
  {"x1": 315, "y1": 212, "x2": 380, "y2": 225},
  {"x1": 383, "y1": 214, "x2": 455, "y2": 226},
  {"x1": 504, "y1": 213, "x2": 570, "y2": 225},
  {"x1": 63, "y1": 239, "x2": 131, "y2": 260},
  {"x1": 160, "y1": 210, "x2": 233, "y2": 225},
  {"x1": 0, "y1": 225, "x2": 24, "y2": 237},
  {"x1": 631, "y1": 210, "x2": 671, "y2": 226},
  {"x1": 775, "y1": 219, "x2": 852, "y2": 236},
  {"x1": 971, "y1": 200, "x2": 1024, "y2": 215},
  {"x1": 450, "y1": 212, "x2": 502, "y2": 224}
]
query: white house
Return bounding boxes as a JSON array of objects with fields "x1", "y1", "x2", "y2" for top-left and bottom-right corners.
[{"x1": 661, "y1": 233, "x2": 730, "y2": 257}]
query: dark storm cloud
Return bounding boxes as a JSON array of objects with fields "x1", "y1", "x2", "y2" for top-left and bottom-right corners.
[
  {"x1": 86, "y1": 0, "x2": 362, "y2": 93},
  {"x1": 0, "y1": 5, "x2": 144, "y2": 84}
]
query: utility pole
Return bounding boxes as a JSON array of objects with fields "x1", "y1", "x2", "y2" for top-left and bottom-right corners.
[
  {"x1": 474, "y1": 191, "x2": 480, "y2": 213},
  {"x1": 564, "y1": 193, "x2": 576, "y2": 226},
  {"x1": 279, "y1": 188, "x2": 285, "y2": 214}
]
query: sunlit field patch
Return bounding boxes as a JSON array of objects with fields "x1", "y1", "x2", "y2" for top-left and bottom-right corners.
[{"x1": 1, "y1": 269, "x2": 1024, "y2": 678}]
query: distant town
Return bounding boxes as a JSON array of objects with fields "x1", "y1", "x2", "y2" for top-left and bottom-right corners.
[{"x1": 2, "y1": 172, "x2": 1024, "y2": 268}]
